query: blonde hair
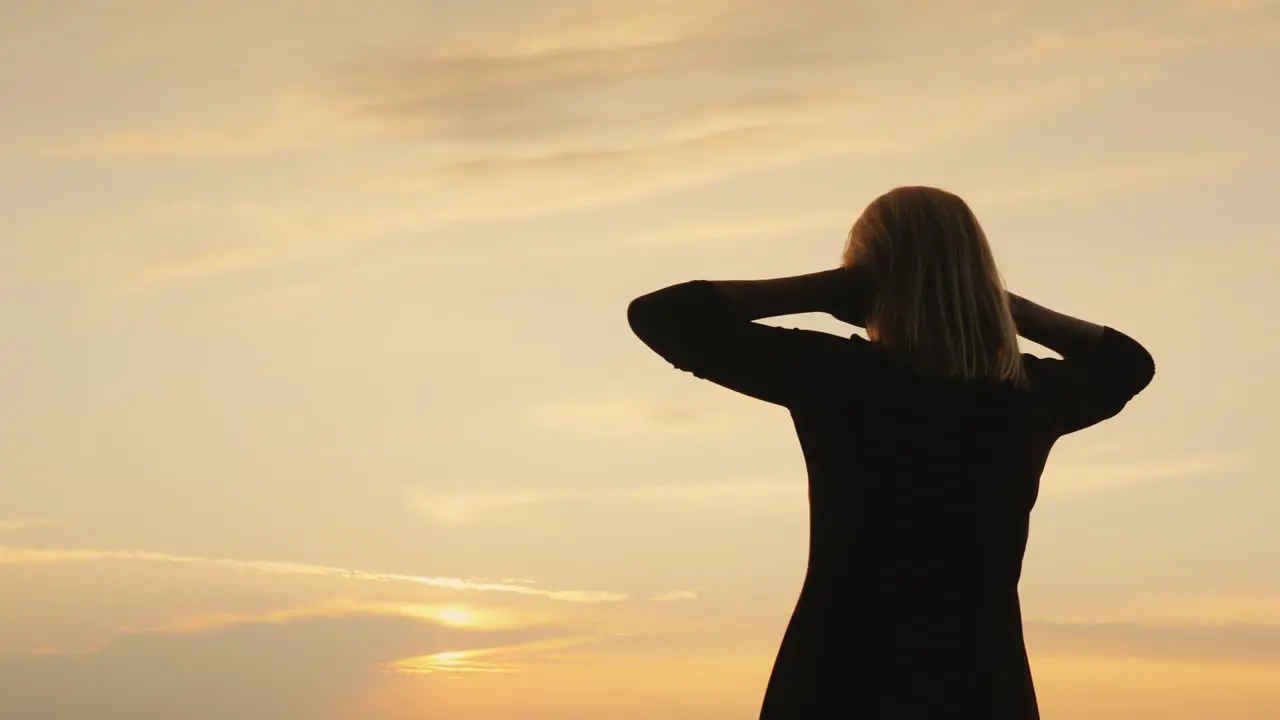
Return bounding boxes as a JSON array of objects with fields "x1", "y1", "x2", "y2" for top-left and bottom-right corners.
[{"x1": 842, "y1": 186, "x2": 1027, "y2": 388}]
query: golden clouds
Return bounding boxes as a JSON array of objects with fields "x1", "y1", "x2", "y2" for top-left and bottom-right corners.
[{"x1": 0, "y1": 545, "x2": 626, "y2": 603}]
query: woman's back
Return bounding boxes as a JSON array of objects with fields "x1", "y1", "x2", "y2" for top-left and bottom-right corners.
[
  {"x1": 794, "y1": 338, "x2": 1051, "y2": 594},
  {"x1": 627, "y1": 280, "x2": 1155, "y2": 718},
  {"x1": 795, "y1": 326, "x2": 1154, "y2": 574}
]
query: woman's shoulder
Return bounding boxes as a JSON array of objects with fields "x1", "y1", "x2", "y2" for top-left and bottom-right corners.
[{"x1": 847, "y1": 336, "x2": 1046, "y2": 396}]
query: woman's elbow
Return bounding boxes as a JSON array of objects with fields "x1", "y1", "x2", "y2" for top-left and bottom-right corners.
[
  {"x1": 627, "y1": 284, "x2": 695, "y2": 337},
  {"x1": 627, "y1": 294, "x2": 661, "y2": 341},
  {"x1": 1108, "y1": 329, "x2": 1156, "y2": 397},
  {"x1": 627, "y1": 281, "x2": 727, "y2": 355},
  {"x1": 1133, "y1": 347, "x2": 1156, "y2": 395},
  {"x1": 1122, "y1": 334, "x2": 1156, "y2": 396}
]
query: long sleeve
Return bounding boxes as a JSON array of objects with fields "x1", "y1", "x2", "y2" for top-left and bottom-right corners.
[
  {"x1": 1024, "y1": 326, "x2": 1156, "y2": 435},
  {"x1": 627, "y1": 280, "x2": 856, "y2": 408}
]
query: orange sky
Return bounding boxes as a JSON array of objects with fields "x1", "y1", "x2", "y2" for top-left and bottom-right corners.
[{"x1": 2, "y1": 1, "x2": 1278, "y2": 718}]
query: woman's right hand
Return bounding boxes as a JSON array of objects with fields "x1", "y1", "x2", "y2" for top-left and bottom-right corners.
[{"x1": 828, "y1": 265, "x2": 875, "y2": 327}]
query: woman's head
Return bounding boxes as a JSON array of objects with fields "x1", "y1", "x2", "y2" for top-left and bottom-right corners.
[{"x1": 842, "y1": 186, "x2": 1026, "y2": 387}]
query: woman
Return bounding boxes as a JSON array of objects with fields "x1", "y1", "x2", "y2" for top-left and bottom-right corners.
[{"x1": 626, "y1": 186, "x2": 1155, "y2": 718}]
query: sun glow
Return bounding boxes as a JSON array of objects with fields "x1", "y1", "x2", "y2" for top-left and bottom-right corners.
[
  {"x1": 391, "y1": 648, "x2": 520, "y2": 675},
  {"x1": 382, "y1": 602, "x2": 520, "y2": 629},
  {"x1": 387, "y1": 636, "x2": 602, "y2": 676}
]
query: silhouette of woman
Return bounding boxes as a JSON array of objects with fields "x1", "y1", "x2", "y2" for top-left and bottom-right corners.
[{"x1": 627, "y1": 186, "x2": 1155, "y2": 719}]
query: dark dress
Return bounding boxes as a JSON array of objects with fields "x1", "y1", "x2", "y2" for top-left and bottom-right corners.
[{"x1": 627, "y1": 281, "x2": 1156, "y2": 719}]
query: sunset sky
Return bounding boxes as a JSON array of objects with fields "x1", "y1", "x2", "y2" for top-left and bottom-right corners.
[{"x1": 2, "y1": 1, "x2": 1278, "y2": 718}]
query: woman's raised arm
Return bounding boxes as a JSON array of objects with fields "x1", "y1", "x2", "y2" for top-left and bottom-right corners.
[
  {"x1": 1009, "y1": 292, "x2": 1156, "y2": 434},
  {"x1": 626, "y1": 268, "x2": 874, "y2": 407}
]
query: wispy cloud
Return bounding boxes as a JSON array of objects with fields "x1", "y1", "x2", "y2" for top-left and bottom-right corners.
[
  {"x1": 1033, "y1": 592, "x2": 1280, "y2": 627},
  {"x1": 974, "y1": 155, "x2": 1242, "y2": 206},
  {"x1": 1174, "y1": 0, "x2": 1274, "y2": 18},
  {"x1": 528, "y1": 393, "x2": 766, "y2": 438},
  {"x1": 114, "y1": 142, "x2": 1242, "y2": 293},
  {"x1": 0, "y1": 611, "x2": 577, "y2": 720},
  {"x1": 622, "y1": 480, "x2": 802, "y2": 508},
  {"x1": 124, "y1": 243, "x2": 279, "y2": 290},
  {"x1": 146, "y1": 598, "x2": 534, "y2": 636},
  {"x1": 57, "y1": 0, "x2": 912, "y2": 159},
  {"x1": 63, "y1": 0, "x2": 1267, "y2": 290},
  {"x1": 409, "y1": 449, "x2": 1236, "y2": 528},
  {"x1": 108, "y1": 67, "x2": 1158, "y2": 293},
  {"x1": 36, "y1": 0, "x2": 1277, "y2": 304},
  {"x1": 49, "y1": 81, "x2": 377, "y2": 159},
  {"x1": 58, "y1": 0, "x2": 1265, "y2": 165},
  {"x1": 0, "y1": 519, "x2": 60, "y2": 535},
  {"x1": 410, "y1": 491, "x2": 550, "y2": 527},
  {"x1": 985, "y1": 5, "x2": 1279, "y2": 67},
  {"x1": 409, "y1": 478, "x2": 802, "y2": 527},
  {"x1": 0, "y1": 546, "x2": 625, "y2": 603},
  {"x1": 1143, "y1": 594, "x2": 1280, "y2": 627},
  {"x1": 389, "y1": 634, "x2": 600, "y2": 675},
  {"x1": 391, "y1": 123, "x2": 849, "y2": 220},
  {"x1": 614, "y1": 152, "x2": 1238, "y2": 251},
  {"x1": 614, "y1": 212, "x2": 843, "y2": 248},
  {"x1": 1026, "y1": 619, "x2": 1280, "y2": 664},
  {"x1": 359, "y1": 69, "x2": 1158, "y2": 228}
]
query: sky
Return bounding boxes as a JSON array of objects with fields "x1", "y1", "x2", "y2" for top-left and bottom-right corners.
[{"x1": 1, "y1": 0, "x2": 1277, "y2": 717}]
